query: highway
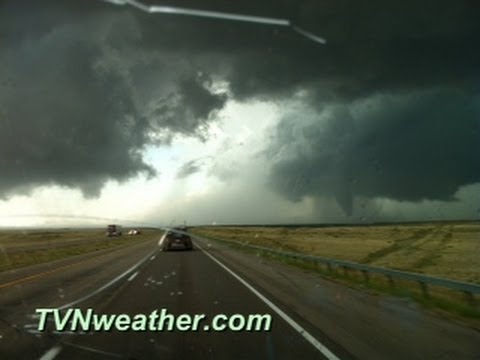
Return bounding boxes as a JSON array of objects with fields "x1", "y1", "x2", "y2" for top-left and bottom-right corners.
[{"x1": 0, "y1": 232, "x2": 479, "y2": 359}]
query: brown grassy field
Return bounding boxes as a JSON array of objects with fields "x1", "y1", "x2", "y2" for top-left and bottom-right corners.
[
  {"x1": 0, "y1": 228, "x2": 163, "y2": 272},
  {"x1": 191, "y1": 222, "x2": 480, "y2": 284}
]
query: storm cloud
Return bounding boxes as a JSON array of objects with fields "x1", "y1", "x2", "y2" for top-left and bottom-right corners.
[
  {"x1": 266, "y1": 89, "x2": 480, "y2": 215},
  {"x1": 1, "y1": 0, "x2": 479, "y2": 219},
  {"x1": 0, "y1": 0, "x2": 227, "y2": 197}
]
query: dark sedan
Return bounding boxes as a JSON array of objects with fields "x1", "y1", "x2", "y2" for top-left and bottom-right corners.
[{"x1": 161, "y1": 231, "x2": 193, "y2": 251}]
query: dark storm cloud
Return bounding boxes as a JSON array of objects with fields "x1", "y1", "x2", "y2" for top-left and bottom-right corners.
[
  {"x1": 266, "y1": 89, "x2": 480, "y2": 215},
  {"x1": 0, "y1": 24, "x2": 152, "y2": 197},
  {"x1": 0, "y1": 0, "x2": 227, "y2": 197},
  {"x1": 211, "y1": 0, "x2": 480, "y2": 101},
  {"x1": 1, "y1": 0, "x2": 479, "y2": 207},
  {"x1": 178, "y1": 75, "x2": 227, "y2": 122},
  {"x1": 148, "y1": 74, "x2": 227, "y2": 141}
]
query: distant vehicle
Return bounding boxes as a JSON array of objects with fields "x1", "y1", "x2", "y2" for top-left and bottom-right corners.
[
  {"x1": 106, "y1": 224, "x2": 122, "y2": 237},
  {"x1": 128, "y1": 229, "x2": 141, "y2": 235},
  {"x1": 175, "y1": 225, "x2": 188, "y2": 232},
  {"x1": 161, "y1": 230, "x2": 192, "y2": 251}
]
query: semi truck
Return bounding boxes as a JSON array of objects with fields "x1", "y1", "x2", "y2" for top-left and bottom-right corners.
[{"x1": 106, "y1": 224, "x2": 122, "y2": 237}]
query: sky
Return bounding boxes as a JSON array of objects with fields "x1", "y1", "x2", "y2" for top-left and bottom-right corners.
[{"x1": 0, "y1": 0, "x2": 479, "y2": 227}]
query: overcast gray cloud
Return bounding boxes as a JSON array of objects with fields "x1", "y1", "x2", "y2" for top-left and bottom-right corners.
[{"x1": 1, "y1": 0, "x2": 479, "y2": 221}]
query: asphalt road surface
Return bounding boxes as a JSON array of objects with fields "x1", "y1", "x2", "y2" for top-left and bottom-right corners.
[{"x1": 1, "y1": 233, "x2": 479, "y2": 359}]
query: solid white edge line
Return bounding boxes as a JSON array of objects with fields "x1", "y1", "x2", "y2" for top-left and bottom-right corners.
[
  {"x1": 194, "y1": 240, "x2": 341, "y2": 360},
  {"x1": 39, "y1": 345, "x2": 62, "y2": 360},
  {"x1": 127, "y1": 271, "x2": 139, "y2": 282}
]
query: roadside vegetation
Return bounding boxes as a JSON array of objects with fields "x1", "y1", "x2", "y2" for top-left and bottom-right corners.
[
  {"x1": 191, "y1": 222, "x2": 480, "y2": 324},
  {"x1": 191, "y1": 222, "x2": 480, "y2": 284},
  {"x1": 0, "y1": 228, "x2": 162, "y2": 272}
]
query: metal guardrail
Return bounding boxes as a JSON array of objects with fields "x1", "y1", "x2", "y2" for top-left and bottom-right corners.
[{"x1": 196, "y1": 235, "x2": 480, "y2": 304}]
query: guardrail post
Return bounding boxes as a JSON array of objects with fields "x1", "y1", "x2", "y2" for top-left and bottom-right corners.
[
  {"x1": 463, "y1": 291, "x2": 475, "y2": 307},
  {"x1": 326, "y1": 262, "x2": 332, "y2": 273},
  {"x1": 342, "y1": 266, "x2": 349, "y2": 277},
  {"x1": 419, "y1": 281, "x2": 429, "y2": 299}
]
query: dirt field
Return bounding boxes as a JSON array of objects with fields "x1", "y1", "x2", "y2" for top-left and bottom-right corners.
[{"x1": 191, "y1": 222, "x2": 480, "y2": 284}]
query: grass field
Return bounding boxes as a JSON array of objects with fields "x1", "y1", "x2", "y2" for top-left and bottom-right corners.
[
  {"x1": 0, "y1": 228, "x2": 163, "y2": 272},
  {"x1": 191, "y1": 222, "x2": 480, "y2": 322},
  {"x1": 191, "y1": 222, "x2": 480, "y2": 284}
]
